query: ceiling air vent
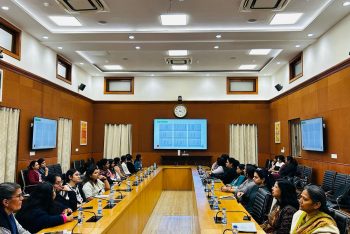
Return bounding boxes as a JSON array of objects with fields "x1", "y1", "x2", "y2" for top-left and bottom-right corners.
[
  {"x1": 55, "y1": 0, "x2": 109, "y2": 13},
  {"x1": 165, "y1": 57, "x2": 192, "y2": 65},
  {"x1": 240, "y1": 0, "x2": 291, "y2": 12}
]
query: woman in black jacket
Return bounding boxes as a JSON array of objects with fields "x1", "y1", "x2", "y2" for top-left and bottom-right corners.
[{"x1": 16, "y1": 182, "x2": 74, "y2": 233}]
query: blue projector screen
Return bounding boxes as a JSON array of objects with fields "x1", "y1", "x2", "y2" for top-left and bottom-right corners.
[
  {"x1": 154, "y1": 119, "x2": 207, "y2": 150},
  {"x1": 301, "y1": 117, "x2": 324, "y2": 152},
  {"x1": 32, "y1": 117, "x2": 58, "y2": 150}
]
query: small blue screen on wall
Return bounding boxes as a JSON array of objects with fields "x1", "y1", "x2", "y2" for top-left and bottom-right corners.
[
  {"x1": 32, "y1": 117, "x2": 58, "y2": 150},
  {"x1": 301, "y1": 117, "x2": 324, "y2": 152},
  {"x1": 154, "y1": 119, "x2": 207, "y2": 150}
]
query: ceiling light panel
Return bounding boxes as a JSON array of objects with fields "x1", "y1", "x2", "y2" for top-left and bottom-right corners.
[
  {"x1": 104, "y1": 65, "x2": 123, "y2": 70},
  {"x1": 270, "y1": 13, "x2": 303, "y2": 25},
  {"x1": 172, "y1": 65, "x2": 188, "y2": 70},
  {"x1": 49, "y1": 16, "x2": 82, "y2": 26},
  {"x1": 249, "y1": 49, "x2": 271, "y2": 55},
  {"x1": 239, "y1": 64, "x2": 257, "y2": 69},
  {"x1": 160, "y1": 14, "x2": 188, "y2": 25},
  {"x1": 168, "y1": 50, "x2": 188, "y2": 56}
]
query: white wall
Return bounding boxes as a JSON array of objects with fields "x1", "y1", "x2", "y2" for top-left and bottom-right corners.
[
  {"x1": 271, "y1": 14, "x2": 350, "y2": 99},
  {"x1": 91, "y1": 75, "x2": 272, "y2": 101},
  {"x1": 2, "y1": 31, "x2": 93, "y2": 99}
]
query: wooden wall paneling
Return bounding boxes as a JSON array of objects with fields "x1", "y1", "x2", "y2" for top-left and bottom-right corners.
[{"x1": 162, "y1": 168, "x2": 193, "y2": 190}]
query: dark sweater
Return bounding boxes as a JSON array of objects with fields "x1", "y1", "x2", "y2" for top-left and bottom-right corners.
[
  {"x1": 16, "y1": 207, "x2": 64, "y2": 233},
  {"x1": 221, "y1": 167, "x2": 237, "y2": 185}
]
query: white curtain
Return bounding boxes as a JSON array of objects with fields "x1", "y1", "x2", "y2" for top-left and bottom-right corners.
[
  {"x1": 103, "y1": 124, "x2": 132, "y2": 159},
  {"x1": 290, "y1": 121, "x2": 302, "y2": 157},
  {"x1": 0, "y1": 107, "x2": 20, "y2": 183},
  {"x1": 57, "y1": 118, "x2": 72, "y2": 173},
  {"x1": 229, "y1": 124, "x2": 258, "y2": 165}
]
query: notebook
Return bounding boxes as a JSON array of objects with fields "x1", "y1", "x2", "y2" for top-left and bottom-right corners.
[{"x1": 231, "y1": 222, "x2": 257, "y2": 233}]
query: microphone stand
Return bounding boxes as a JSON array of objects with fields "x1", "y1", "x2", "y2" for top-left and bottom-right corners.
[
  {"x1": 214, "y1": 210, "x2": 251, "y2": 224},
  {"x1": 71, "y1": 210, "x2": 98, "y2": 233}
]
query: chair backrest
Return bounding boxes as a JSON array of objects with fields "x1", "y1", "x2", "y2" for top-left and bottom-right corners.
[
  {"x1": 322, "y1": 170, "x2": 336, "y2": 192},
  {"x1": 334, "y1": 173, "x2": 348, "y2": 193},
  {"x1": 296, "y1": 165, "x2": 305, "y2": 178},
  {"x1": 47, "y1": 164, "x2": 63, "y2": 176},
  {"x1": 251, "y1": 188, "x2": 272, "y2": 224},
  {"x1": 303, "y1": 166, "x2": 312, "y2": 183},
  {"x1": 20, "y1": 169, "x2": 29, "y2": 187},
  {"x1": 346, "y1": 175, "x2": 350, "y2": 185},
  {"x1": 331, "y1": 209, "x2": 350, "y2": 234}
]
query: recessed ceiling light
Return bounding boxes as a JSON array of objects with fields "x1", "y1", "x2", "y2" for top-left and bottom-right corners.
[
  {"x1": 214, "y1": 45, "x2": 219, "y2": 49},
  {"x1": 42, "y1": 36, "x2": 49, "y2": 39},
  {"x1": 79, "y1": 63, "x2": 84, "y2": 65},
  {"x1": 239, "y1": 64, "x2": 257, "y2": 70},
  {"x1": 1, "y1": 6, "x2": 9, "y2": 10},
  {"x1": 295, "y1": 45, "x2": 301, "y2": 48},
  {"x1": 277, "y1": 62, "x2": 281, "y2": 65},
  {"x1": 216, "y1": 34, "x2": 222, "y2": 39},
  {"x1": 43, "y1": 2, "x2": 50, "y2": 7},
  {"x1": 104, "y1": 65, "x2": 123, "y2": 70},
  {"x1": 129, "y1": 35, "x2": 135, "y2": 39},
  {"x1": 135, "y1": 46, "x2": 141, "y2": 50},
  {"x1": 49, "y1": 16, "x2": 82, "y2": 26},
  {"x1": 160, "y1": 14, "x2": 188, "y2": 25},
  {"x1": 343, "y1": 1, "x2": 350, "y2": 6},
  {"x1": 270, "y1": 13, "x2": 303, "y2": 25},
  {"x1": 151, "y1": 74, "x2": 155, "y2": 76},
  {"x1": 57, "y1": 47, "x2": 63, "y2": 50},
  {"x1": 249, "y1": 49, "x2": 271, "y2": 55},
  {"x1": 172, "y1": 65, "x2": 188, "y2": 70},
  {"x1": 307, "y1": 33, "x2": 314, "y2": 37},
  {"x1": 168, "y1": 50, "x2": 188, "y2": 56}
]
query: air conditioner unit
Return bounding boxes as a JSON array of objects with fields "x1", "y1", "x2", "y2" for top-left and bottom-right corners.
[
  {"x1": 55, "y1": 0, "x2": 109, "y2": 13},
  {"x1": 240, "y1": 0, "x2": 291, "y2": 12},
  {"x1": 165, "y1": 57, "x2": 192, "y2": 65}
]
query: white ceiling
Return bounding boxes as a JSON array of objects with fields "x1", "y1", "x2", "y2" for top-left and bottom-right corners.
[{"x1": 0, "y1": 0, "x2": 349, "y2": 77}]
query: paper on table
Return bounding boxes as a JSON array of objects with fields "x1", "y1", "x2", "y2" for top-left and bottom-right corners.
[
  {"x1": 219, "y1": 195, "x2": 236, "y2": 200},
  {"x1": 231, "y1": 222, "x2": 257, "y2": 232},
  {"x1": 94, "y1": 194, "x2": 109, "y2": 198}
]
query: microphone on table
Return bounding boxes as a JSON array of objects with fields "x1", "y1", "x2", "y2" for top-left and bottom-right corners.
[
  {"x1": 214, "y1": 210, "x2": 251, "y2": 223},
  {"x1": 71, "y1": 210, "x2": 98, "y2": 234}
]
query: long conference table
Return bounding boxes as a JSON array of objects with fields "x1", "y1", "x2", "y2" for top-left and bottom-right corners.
[{"x1": 40, "y1": 166, "x2": 265, "y2": 234}]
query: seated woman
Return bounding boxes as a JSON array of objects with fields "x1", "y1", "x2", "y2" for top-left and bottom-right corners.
[
  {"x1": 65, "y1": 169, "x2": 86, "y2": 206},
  {"x1": 98, "y1": 159, "x2": 115, "y2": 184},
  {"x1": 210, "y1": 157, "x2": 226, "y2": 178},
  {"x1": 121, "y1": 156, "x2": 131, "y2": 176},
  {"x1": 134, "y1": 154, "x2": 143, "y2": 172},
  {"x1": 269, "y1": 155, "x2": 285, "y2": 173},
  {"x1": 37, "y1": 158, "x2": 49, "y2": 180},
  {"x1": 261, "y1": 179, "x2": 299, "y2": 234},
  {"x1": 274, "y1": 156, "x2": 298, "y2": 179},
  {"x1": 221, "y1": 164, "x2": 255, "y2": 193},
  {"x1": 114, "y1": 157, "x2": 127, "y2": 179},
  {"x1": 46, "y1": 174, "x2": 78, "y2": 211},
  {"x1": 27, "y1": 160, "x2": 42, "y2": 185},
  {"x1": 16, "y1": 183, "x2": 73, "y2": 233},
  {"x1": 82, "y1": 166, "x2": 110, "y2": 201},
  {"x1": 237, "y1": 168, "x2": 271, "y2": 214},
  {"x1": 108, "y1": 159, "x2": 121, "y2": 181},
  {"x1": 221, "y1": 158, "x2": 239, "y2": 185},
  {"x1": 0, "y1": 182, "x2": 30, "y2": 234},
  {"x1": 290, "y1": 185, "x2": 339, "y2": 234},
  {"x1": 126, "y1": 154, "x2": 136, "y2": 174}
]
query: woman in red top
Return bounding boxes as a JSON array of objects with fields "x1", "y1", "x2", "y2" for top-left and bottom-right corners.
[{"x1": 27, "y1": 160, "x2": 42, "y2": 185}]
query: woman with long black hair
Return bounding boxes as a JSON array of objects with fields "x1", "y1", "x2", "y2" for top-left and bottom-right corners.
[
  {"x1": 16, "y1": 182, "x2": 73, "y2": 233},
  {"x1": 261, "y1": 179, "x2": 299, "y2": 233},
  {"x1": 82, "y1": 166, "x2": 110, "y2": 201}
]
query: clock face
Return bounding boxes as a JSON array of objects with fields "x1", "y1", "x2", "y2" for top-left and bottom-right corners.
[{"x1": 174, "y1": 104, "x2": 187, "y2": 118}]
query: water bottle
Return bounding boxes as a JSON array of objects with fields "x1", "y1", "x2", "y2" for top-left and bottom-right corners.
[
  {"x1": 221, "y1": 208, "x2": 227, "y2": 224},
  {"x1": 127, "y1": 178, "x2": 131, "y2": 191},
  {"x1": 232, "y1": 225, "x2": 238, "y2": 234},
  {"x1": 211, "y1": 180, "x2": 215, "y2": 193},
  {"x1": 135, "y1": 175, "x2": 139, "y2": 184},
  {"x1": 212, "y1": 196, "x2": 219, "y2": 210},
  {"x1": 153, "y1": 162, "x2": 157, "y2": 169},
  {"x1": 97, "y1": 199, "x2": 103, "y2": 217},
  {"x1": 109, "y1": 185, "x2": 114, "y2": 206},
  {"x1": 77, "y1": 206, "x2": 83, "y2": 225},
  {"x1": 139, "y1": 172, "x2": 143, "y2": 181}
]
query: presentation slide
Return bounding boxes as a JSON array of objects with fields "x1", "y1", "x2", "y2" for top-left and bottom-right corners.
[
  {"x1": 32, "y1": 117, "x2": 57, "y2": 149},
  {"x1": 301, "y1": 117, "x2": 324, "y2": 151},
  {"x1": 154, "y1": 119, "x2": 207, "y2": 150}
]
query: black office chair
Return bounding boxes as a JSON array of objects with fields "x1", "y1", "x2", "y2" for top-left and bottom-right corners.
[
  {"x1": 251, "y1": 188, "x2": 272, "y2": 224},
  {"x1": 330, "y1": 208, "x2": 350, "y2": 234},
  {"x1": 321, "y1": 170, "x2": 336, "y2": 192},
  {"x1": 20, "y1": 169, "x2": 37, "y2": 195},
  {"x1": 296, "y1": 165, "x2": 305, "y2": 178},
  {"x1": 328, "y1": 173, "x2": 348, "y2": 202}
]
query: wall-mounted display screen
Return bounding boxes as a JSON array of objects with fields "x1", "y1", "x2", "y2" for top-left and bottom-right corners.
[
  {"x1": 32, "y1": 117, "x2": 57, "y2": 150},
  {"x1": 301, "y1": 117, "x2": 325, "y2": 152},
  {"x1": 154, "y1": 119, "x2": 207, "y2": 150}
]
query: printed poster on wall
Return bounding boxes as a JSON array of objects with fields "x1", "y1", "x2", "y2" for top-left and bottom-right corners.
[
  {"x1": 80, "y1": 121, "x2": 87, "y2": 145},
  {"x1": 275, "y1": 121, "x2": 281, "y2": 143}
]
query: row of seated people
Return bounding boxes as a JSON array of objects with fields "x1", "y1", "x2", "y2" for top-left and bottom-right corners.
[
  {"x1": 1, "y1": 154, "x2": 144, "y2": 233},
  {"x1": 208, "y1": 154, "x2": 340, "y2": 234}
]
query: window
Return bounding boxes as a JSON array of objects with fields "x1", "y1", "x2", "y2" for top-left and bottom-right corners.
[
  {"x1": 227, "y1": 77, "x2": 258, "y2": 94},
  {"x1": 104, "y1": 77, "x2": 134, "y2": 94},
  {"x1": 56, "y1": 55, "x2": 72, "y2": 84},
  {"x1": 289, "y1": 118, "x2": 301, "y2": 157},
  {"x1": 0, "y1": 17, "x2": 21, "y2": 60},
  {"x1": 289, "y1": 53, "x2": 303, "y2": 82}
]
